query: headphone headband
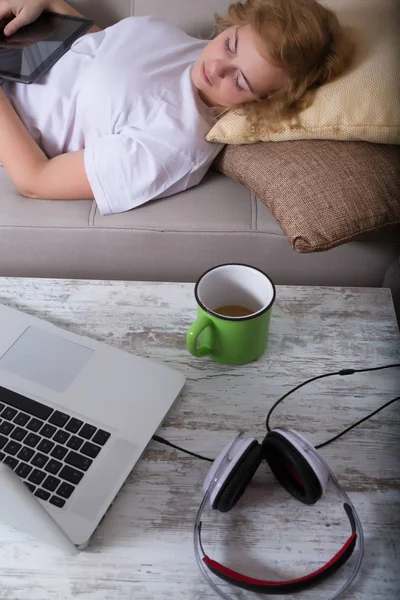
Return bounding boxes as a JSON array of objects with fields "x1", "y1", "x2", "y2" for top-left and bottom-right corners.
[{"x1": 199, "y1": 502, "x2": 357, "y2": 594}]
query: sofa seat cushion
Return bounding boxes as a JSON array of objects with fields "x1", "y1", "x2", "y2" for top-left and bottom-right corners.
[
  {"x1": 0, "y1": 166, "x2": 257, "y2": 232},
  {"x1": 0, "y1": 164, "x2": 398, "y2": 285}
]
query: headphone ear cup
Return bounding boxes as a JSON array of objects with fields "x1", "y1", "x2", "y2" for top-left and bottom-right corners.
[
  {"x1": 263, "y1": 431, "x2": 323, "y2": 505},
  {"x1": 214, "y1": 441, "x2": 263, "y2": 513}
]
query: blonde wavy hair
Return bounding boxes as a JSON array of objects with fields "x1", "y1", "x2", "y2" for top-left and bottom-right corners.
[{"x1": 214, "y1": 0, "x2": 354, "y2": 131}]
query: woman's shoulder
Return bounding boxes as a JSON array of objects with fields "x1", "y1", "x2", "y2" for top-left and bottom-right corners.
[{"x1": 108, "y1": 15, "x2": 190, "y2": 39}]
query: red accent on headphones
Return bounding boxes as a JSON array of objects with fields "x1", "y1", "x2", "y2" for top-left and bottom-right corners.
[
  {"x1": 283, "y1": 460, "x2": 303, "y2": 486},
  {"x1": 203, "y1": 533, "x2": 357, "y2": 593}
]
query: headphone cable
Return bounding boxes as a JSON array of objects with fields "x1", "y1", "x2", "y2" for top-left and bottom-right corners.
[
  {"x1": 265, "y1": 364, "x2": 400, "y2": 450},
  {"x1": 152, "y1": 434, "x2": 213, "y2": 462},
  {"x1": 153, "y1": 363, "x2": 400, "y2": 461},
  {"x1": 315, "y1": 394, "x2": 399, "y2": 449}
]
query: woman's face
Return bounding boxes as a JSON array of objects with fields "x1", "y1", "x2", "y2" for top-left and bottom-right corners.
[{"x1": 192, "y1": 25, "x2": 288, "y2": 107}]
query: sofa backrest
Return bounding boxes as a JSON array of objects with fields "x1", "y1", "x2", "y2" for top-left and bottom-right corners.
[
  {"x1": 71, "y1": 0, "x2": 233, "y2": 36},
  {"x1": 134, "y1": 0, "x2": 233, "y2": 36}
]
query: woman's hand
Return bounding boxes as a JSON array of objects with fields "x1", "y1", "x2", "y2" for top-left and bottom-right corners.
[{"x1": 0, "y1": 0, "x2": 49, "y2": 37}]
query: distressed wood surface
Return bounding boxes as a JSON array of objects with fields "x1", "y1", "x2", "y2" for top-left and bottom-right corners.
[{"x1": 0, "y1": 278, "x2": 399, "y2": 600}]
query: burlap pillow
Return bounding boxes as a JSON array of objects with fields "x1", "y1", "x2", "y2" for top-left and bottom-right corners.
[
  {"x1": 213, "y1": 140, "x2": 400, "y2": 252},
  {"x1": 206, "y1": 0, "x2": 400, "y2": 146}
]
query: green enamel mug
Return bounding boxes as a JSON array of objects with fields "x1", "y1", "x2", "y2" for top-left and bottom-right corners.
[{"x1": 186, "y1": 264, "x2": 276, "y2": 365}]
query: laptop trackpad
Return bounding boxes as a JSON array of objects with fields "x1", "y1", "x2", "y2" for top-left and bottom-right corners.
[{"x1": 0, "y1": 326, "x2": 94, "y2": 393}]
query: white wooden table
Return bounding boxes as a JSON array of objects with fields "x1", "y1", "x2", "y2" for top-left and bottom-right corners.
[{"x1": 0, "y1": 278, "x2": 399, "y2": 600}]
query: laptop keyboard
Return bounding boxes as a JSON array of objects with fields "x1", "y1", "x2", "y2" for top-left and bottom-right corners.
[{"x1": 0, "y1": 385, "x2": 111, "y2": 509}]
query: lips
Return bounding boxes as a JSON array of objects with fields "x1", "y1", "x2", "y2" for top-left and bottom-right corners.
[{"x1": 202, "y1": 62, "x2": 212, "y2": 86}]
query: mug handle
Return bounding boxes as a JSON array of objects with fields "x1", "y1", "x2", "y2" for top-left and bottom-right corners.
[{"x1": 186, "y1": 315, "x2": 215, "y2": 357}]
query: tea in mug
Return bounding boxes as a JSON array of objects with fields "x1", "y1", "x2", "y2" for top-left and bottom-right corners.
[{"x1": 213, "y1": 305, "x2": 254, "y2": 318}]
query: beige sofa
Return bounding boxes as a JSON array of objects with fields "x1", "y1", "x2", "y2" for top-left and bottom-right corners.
[{"x1": 1, "y1": 0, "x2": 399, "y2": 298}]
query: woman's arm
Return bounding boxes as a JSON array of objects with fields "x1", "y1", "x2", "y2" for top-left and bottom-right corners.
[{"x1": 0, "y1": 88, "x2": 93, "y2": 199}]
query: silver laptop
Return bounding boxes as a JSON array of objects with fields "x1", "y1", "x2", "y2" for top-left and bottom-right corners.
[{"x1": 0, "y1": 303, "x2": 185, "y2": 553}]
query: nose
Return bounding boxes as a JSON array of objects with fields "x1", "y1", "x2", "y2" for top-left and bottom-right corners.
[{"x1": 208, "y1": 58, "x2": 225, "y2": 82}]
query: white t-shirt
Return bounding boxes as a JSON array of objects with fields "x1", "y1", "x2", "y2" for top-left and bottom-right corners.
[{"x1": 2, "y1": 16, "x2": 223, "y2": 215}]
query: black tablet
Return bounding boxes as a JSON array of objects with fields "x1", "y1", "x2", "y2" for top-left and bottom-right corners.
[{"x1": 0, "y1": 11, "x2": 94, "y2": 84}]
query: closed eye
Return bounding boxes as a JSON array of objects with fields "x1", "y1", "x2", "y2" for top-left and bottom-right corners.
[
  {"x1": 234, "y1": 73, "x2": 244, "y2": 92},
  {"x1": 224, "y1": 36, "x2": 232, "y2": 54},
  {"x1": 224, "y1": 31, "x2": 248, "y2": 93}
]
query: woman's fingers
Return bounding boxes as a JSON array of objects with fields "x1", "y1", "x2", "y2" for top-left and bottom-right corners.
[
  {"x1": 2, "y1": 3, "x2": 45, "y2": 36},
  {"x1": 0, "y1": 1, "x2": 12, "y2": 27},
  {"x1": 3, "y1": 10, "x2": 29, "y2": 35}
]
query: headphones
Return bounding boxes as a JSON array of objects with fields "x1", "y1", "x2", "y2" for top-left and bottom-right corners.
[
  {"x1": 187, "y1": 363, "x2": 400, "y2": 598},
  {"x1": 194, "y1": 428, "x2": 363, "y2": 599}
]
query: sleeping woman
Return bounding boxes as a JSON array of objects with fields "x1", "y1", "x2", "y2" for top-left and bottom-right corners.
[{"x1": 0, "y1": 0, "x2": 352, "y2": 215}]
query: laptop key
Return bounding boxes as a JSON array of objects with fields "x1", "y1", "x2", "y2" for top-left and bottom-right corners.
[
  {"x1": 0, "y1": 434, "x2": 7, "y2": 449},
  {"x1": 45, "y1": 459, "x2": 62, "y2": 475},
  {"x1": 39, "y1": 424, "x2": 57, "y2": 439},
  {"x1": 92, "y1": 429, "x2": 111, "y2": 446},
  {"x1": 65, "y1": 451, "x2": 92, "y2": 472},
  {"x1": 42, "y1": 475, "x2": 61, "y2": 492},
  {"x1": 31, "y1": 452, "x2": 49, "y2": 469},
  {"x1": 0, "y1": 387, "x2": 53, "y2": 419},
  {"x1": 67, "y1": 436, "x2": 83, "y2": 451},
  {"x1": 50, "y1": 496, "x2": 66, "y2": 508},
  {"x1": 48, "y1": 411, "x2": 70, "y2": 427},
  {"x1": 37, "y1": 439, "x2": 55, "y2": 454},
  {"x1": 25, "y1": 483, "x2": 36, "y2": 493},
  {"x1": 1, "y1": 407, "x2": 17, "y2": 420},
  {"x1": 13, "y1": 413, "x2": 30, "y2": 427},
  {"x1": 81, "y1": 441, "x2": 101, "y2": 459},
  {"x1": 57, "y1": 482, "x2": 74, "y2": 499},
  {"x1": 4, "y1": 456, "x2": 18, "y2": 470},
  {"x1": 53, "y1": 430, "x2": 70, "y2": 444},
  {"x1": 17, "y1": 446, "x2": 35, "y2": 461},
  {"x1": 28, "y1": 469, "x2": 46, "y2": 485},
  {"x1": 79, "y1": 424, "x2": 97, "y2": 440},
  {"x1": 26, "y1": 418, "x2": 43, "y2": 432},
  {"x1": 0, "y1": 421, "x2": 14, "y2": 436},
  {"x1": 35, "y1": 488, "x2": 50, "y2": 501},
  {"x1": 10, "y1": 427, "x2": 28, "y2": 442},
  {"x1": 25, "y1": 433, "x2": 40, "y2": 447},
  {"x1": 0, "y1": 451, "x2": 5, "y2": 461},
  {"x1": 59, "y1": 465, "x2": 83, "y2": 485},
  {"x1": 50, "y1": 445, "x2": 68, "y2": 460},
  {"x1": 15, "y1": 463, "x2": 33, "y2": 479},
  {"x1": 0, "y1": 402, "x2": 4, "y2": 413},
  {"x1": 4, "y1": 440, "x2": 22, "y2": 456},
  {"x1": 65, "y1": 418, "x2": 83, "y2": 434}
]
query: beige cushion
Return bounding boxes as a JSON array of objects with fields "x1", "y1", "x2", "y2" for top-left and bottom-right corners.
[
  {"x1": 207, "y1": 0, "x2": 400, "y2": 145},
  {"x1": 213, "y1": 140, "x2": 400, "y2": 252}
]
